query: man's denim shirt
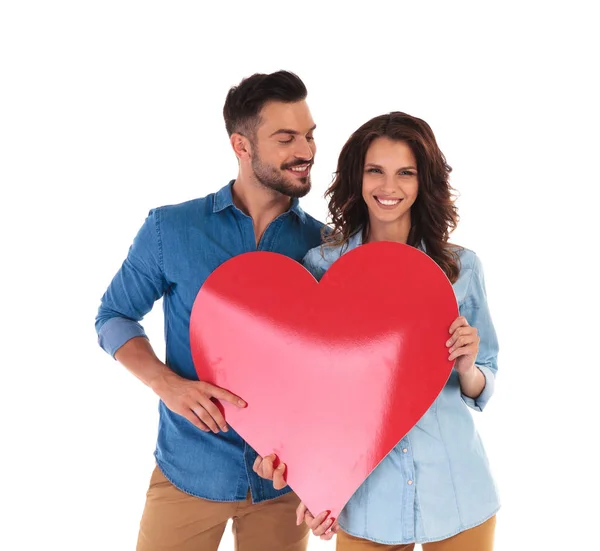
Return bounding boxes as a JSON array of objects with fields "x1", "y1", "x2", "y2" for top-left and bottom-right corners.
[
  {"x1": 95, "y1": 181, "x2": 323, "y2": 503},
  {"x1": 303, "y1": 232, "x2": 500, "y2": 545}
]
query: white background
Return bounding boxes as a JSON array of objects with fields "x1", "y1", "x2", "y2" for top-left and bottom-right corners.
[{"x1": 1, "y1": 1, "x2": 599, "y2": 549}]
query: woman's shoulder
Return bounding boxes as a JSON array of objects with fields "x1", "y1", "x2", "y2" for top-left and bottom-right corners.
[
  {"x1": 450, "y1": 243, "x2": 479, "y2": 272},
  {"x1": 302, "y1": 241, "x2": 346, "y2": 271},
  {"x1": 448, "y1": 244, "x2": 491, "y2": 308},
  {"x1": 302, "y1": 232, "x2": 362, "y2": 279},
  {"x1": 449, "y1": 243, "x2": 481, "y2": 274}
]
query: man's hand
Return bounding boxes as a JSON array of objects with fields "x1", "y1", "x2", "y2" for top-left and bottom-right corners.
[
  {"x1": 113, "y1": 337, "x2": 246, "y2": 433},
  {"x1": 152, "y1": 370, "x2": 246, "y2": 433},
  {"x1": 296, "y1": 502, "x2": 339, "y2": 540},
  {"x1": 253, "y1": 454, "x2": 288, "y2": 490}
]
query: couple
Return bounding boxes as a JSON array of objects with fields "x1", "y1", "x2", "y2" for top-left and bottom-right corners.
[{"x1": 95, "y1": 70, "x2": 499, "y2": 551}]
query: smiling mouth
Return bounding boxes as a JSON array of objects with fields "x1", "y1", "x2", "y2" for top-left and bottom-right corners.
[
  {"x1": 285, "y1": 164, "x2": 312, "y2": 178},
  {"x1": 375, "y1": 196, "x2": 403, "y2": 207}
]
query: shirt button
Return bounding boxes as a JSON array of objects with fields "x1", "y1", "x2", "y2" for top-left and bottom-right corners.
[
  {"x1": 402, "y1": 448, "x2": 408, "y2": 453},
  {"x1": 407, "y1": 480, "x2": 413, "y2": 485}
]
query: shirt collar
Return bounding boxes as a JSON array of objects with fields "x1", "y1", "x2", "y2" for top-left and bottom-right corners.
[
  {"x1": 213, "y1": 180, "x2": 236, "y2": 213},
  {"x1": 344, "y1": 228, "x2": 427, "y2": 253},
  {"x1": 213, "y1": 180, "x2": 306, "y2": 223}
]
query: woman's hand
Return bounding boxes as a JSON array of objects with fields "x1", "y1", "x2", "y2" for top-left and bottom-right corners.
[
  {"x1": 446, "y1": 316, "x2": 480, "y2": 375},
  {"x1": 447, "y1": 316, "x2": 486, "y2": 398},
  {"x1": 296, "y1": 502, "x2": 339, "y2": 541}
]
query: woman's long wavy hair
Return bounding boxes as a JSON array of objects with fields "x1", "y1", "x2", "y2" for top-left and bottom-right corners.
[{"x1": 323, "y1": 111, "x2": 461, "y2": 283}]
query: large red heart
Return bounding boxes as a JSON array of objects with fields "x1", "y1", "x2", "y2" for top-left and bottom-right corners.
[{"x1": 190, "y1": 242, "x2": 458, "y2": 519}]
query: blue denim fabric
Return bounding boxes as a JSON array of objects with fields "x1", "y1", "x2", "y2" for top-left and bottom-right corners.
[
  {"x1": 302, "y1": 231, "x2": 500, "y2": 544},
  {"x1": 96, "y1": 181, "x2": 324, "y2": 503}
]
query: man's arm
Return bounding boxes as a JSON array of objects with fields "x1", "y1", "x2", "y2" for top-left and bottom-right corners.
[
  {"x1": 116, "y1": 336, "x2": 246, "y2": 433},
  {"x1": 96, "y1": 209, "x2": 245, "y2": 433}
]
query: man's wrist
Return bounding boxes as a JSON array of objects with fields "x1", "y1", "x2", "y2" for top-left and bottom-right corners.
[{"x1": 148, "y1": 363, "x2": 175, "y2": 395}]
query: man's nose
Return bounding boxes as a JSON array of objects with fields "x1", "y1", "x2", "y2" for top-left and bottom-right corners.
[{"x1": 294, "y1": 138, "x2": 315, "y2": 161}]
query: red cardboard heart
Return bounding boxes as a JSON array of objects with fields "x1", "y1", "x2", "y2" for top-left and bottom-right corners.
[{"x1": 190, "y1": 241, "x2": 458, "y2": 519}]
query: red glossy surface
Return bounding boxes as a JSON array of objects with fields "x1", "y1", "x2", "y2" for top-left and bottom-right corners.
[{"x1": 190, "y1": 241, "x2": 458, "y2": 519}]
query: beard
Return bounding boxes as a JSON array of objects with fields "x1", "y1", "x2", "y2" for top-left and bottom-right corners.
[{"x1": 251, "y1": 148, "x2": 312, "y2": 199}]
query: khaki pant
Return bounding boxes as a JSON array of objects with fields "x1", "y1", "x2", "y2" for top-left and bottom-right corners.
[
  {"x1": 336, "y1": 515, "x2": 496, "y2": 551},
  {"x1": 137, "y1": 465, "x2": 309, "y2": 551}
]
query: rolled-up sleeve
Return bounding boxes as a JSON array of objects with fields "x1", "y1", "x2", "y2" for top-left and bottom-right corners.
[
  {"x1": 459, "y1": 254, "x2": 499, "y2": 412},
  {"x1": 95, "y1": 209, "x2": 169, "y2": 358}
]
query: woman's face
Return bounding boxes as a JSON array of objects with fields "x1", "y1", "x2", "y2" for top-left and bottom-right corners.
[{"x1": 361, "y1": 137, "x2": 419, "y2": 231}]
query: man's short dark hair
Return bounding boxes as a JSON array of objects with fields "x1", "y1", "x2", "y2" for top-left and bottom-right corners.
[{"x1": 223, "y1": 70, "x2": 307, "y2": 139}]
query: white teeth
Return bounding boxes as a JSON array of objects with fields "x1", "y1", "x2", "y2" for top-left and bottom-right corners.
[
  {"x1": 377, "y1": 198, "x2": 401, "y2": 206},
  {"x1": 290, "y1": 165, "x2": 309, "y2": 172}
]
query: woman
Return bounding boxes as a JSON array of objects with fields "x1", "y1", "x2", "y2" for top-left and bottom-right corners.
[{"x1": 255, "y1": 111, "x2": 499, "y2": 550}]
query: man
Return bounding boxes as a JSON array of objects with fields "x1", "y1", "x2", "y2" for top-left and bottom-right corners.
[{"x1": 95, "y1": 70, "x2": 323, "y2": 551}]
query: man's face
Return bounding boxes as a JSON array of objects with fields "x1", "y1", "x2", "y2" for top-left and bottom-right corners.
[{"x1": 249, "y1": 100, "x2": 316, "y2": 198}]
